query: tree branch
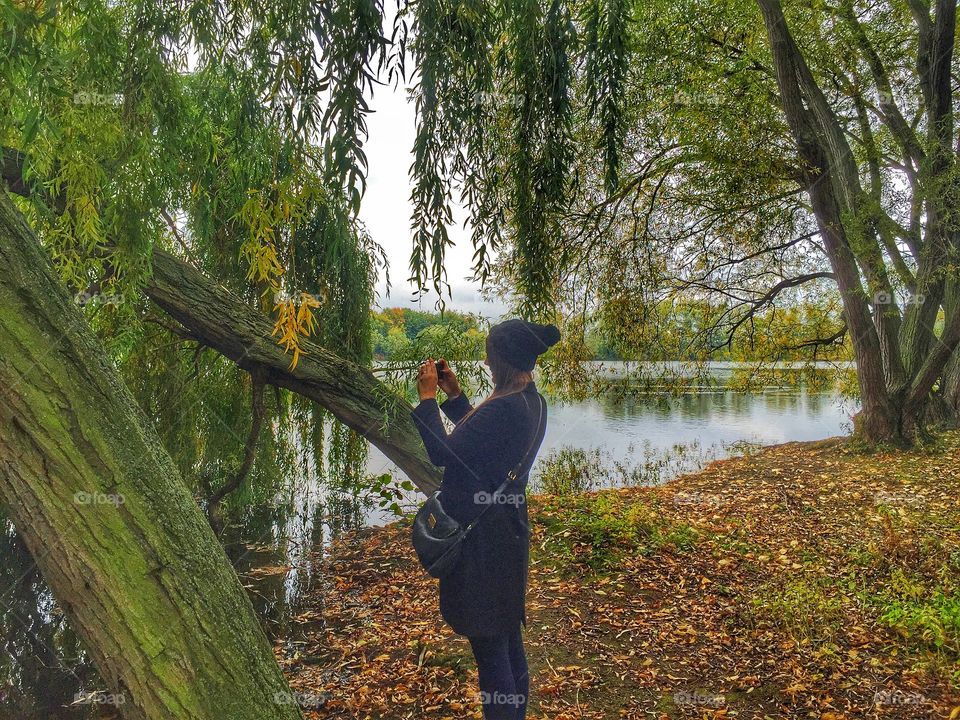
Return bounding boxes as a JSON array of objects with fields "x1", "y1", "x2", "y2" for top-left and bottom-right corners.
[{"x1": 1, "y1": 146, "x2": 442, "y2": 494}]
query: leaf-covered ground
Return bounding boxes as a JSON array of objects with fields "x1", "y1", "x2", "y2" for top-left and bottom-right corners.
[{"x1": 277, "y1": 432, "x2": 960, "y2": 719}]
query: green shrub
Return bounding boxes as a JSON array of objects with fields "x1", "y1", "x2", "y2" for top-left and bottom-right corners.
[{"x1": 878, "y1": 590, "x2": 960, "y2": 656}]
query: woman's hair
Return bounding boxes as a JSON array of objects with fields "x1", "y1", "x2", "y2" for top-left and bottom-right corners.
[
  {"x1": 458, "y1": 336, "x2": 534, "y2": 423},
  {"x1": 486, "y1": 334, "x2": 534, "y2": 394}
]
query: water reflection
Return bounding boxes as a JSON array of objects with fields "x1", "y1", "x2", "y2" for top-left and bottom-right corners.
[
  {"x1": 0, "y1": 520, "x2": 103, "y2": 719},
  {"x1": 540, "y1": 388, "x2": 854, "y2": 466},
  {"x1": 366, "y1": 386, "x2": 856, "y2": 487},
  {"x1": 223, "y1": 487, "x2": 370, "y2": 642}
]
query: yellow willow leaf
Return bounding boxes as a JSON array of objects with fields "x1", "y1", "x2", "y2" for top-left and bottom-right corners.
[
  {"x1": 289, "y1": 346, "x2": 303, "y2": 370},
  {"x1": 278, "y1": 328, "x2": 298, "y2": 350},
  {"x1": 271, "y1": 292, "x2": 323, "y2": 368},
  {"x1": 295, "y1": 303, "x2": 310, "y2": 327}
]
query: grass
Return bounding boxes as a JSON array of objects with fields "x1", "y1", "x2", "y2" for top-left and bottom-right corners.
[
  {"x1": 537, "y1": 492, "x2": 698, "y2": 572},
  {"x1": 748, "y1": 577, "x2": 847, "y2": 647}
]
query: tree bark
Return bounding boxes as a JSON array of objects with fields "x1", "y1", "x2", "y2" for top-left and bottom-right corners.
[
  {"x1": 937, "y1": 279, "x2": 960, "y2": 423},
  {"x1": 943, "y1": 354, "x2": 960, "y2": 422},
  {"x1": 143, "y1": 248, "x2": 441, "y2": 495},
  {"x1": 0, "y1": 191, "x2": 304, "y2": 720},
  {"x1": 757, "y1": 0, "x2": 899, "y2": 443},
  {"x1": 756, "y1": 0, "x2": 959, "y2": 444}
]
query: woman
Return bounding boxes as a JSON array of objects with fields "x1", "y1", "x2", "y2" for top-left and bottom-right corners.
[{"x1": 411, "y1": 318, "x2": 560, "y2": 720}]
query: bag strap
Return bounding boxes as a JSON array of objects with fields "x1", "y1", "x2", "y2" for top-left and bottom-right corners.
[{"x1": 464, "y1": 392, "x2": 545, "y2": 533}]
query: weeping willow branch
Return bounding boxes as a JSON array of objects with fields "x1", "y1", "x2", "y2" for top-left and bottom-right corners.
[{"x1": 143, "y1": 248, "x2": 441, "y2": 495}]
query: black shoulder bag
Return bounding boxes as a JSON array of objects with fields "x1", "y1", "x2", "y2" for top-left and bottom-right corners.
[{"x1": 411, "y1": 393, "x2": 546, "y2": 579}]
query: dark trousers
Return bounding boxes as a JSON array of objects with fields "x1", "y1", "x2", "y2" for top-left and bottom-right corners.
[{"x1": 468, "y1": 627, "x2": 528, "y2": 720}]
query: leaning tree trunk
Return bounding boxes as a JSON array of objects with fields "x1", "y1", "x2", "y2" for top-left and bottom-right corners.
[
  {"x1": 756, "y1": 0, "x2": 960, "y2": 444},
  {"x1": 144, "y1": 248, "x2": 441, "y2": 494},
  {"x1": 942, "y1": 280, "x2": 960, "y2": 423},
  {"x1": 944, "y1": 354, "x2": 960, "y2": 423},
  {"x1": 0, "y1": 191, "x2": 304, "y2": 719}
]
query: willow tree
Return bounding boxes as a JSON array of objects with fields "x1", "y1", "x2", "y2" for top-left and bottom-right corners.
[
  {"x1": 750, "y1": 0, "x2": 958, "y2": 441},
  {"x1": 0, "y1": 0, "x2": 450, "y2": 475},
  {"x1": 395, "y1": 0, "x2": 960, "y2": 442},
  {"x1": 0, "y1": 0, "x2": 441, "y2": 715},
  {"x1": 0, "y1": 190, "x2": 306, "y2": 719}
]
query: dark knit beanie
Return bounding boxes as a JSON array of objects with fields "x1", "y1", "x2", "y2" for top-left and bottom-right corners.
[{"x1": 487, "y1": 319, "x2": 561, "y2": 371}]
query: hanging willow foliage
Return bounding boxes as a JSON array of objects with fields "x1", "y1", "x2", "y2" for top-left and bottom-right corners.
[
  {"x1": 0, "y1": 0, "x2": 643, "y2": 523},
  {"x1": 403, "y1": 0, "x2": 623, "y2": 317},
  {"x1": 0, "y1": 0, "x2": 404, "y2": 524},
  {"x1": 2, "y1": 0, "x2": 637, "y2": 335}
]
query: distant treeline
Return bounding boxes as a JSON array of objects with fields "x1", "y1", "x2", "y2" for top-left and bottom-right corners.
[
  {"x1": 371, "y1": 301, "x2": 852, "y2": 362},
  {"x1": 371, "y1": 308, "x2": 486, "y2": 359}
]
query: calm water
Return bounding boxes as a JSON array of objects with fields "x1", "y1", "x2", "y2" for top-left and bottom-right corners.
[
  {"x1": 0, "y1": 368, "x2": 856, "y2": 718},
  {"x1": 364, "y1": 380, "x2": 856, "y2": 519},
  {"x1": 542, "y1": 389, "x2": 852, "y2": 460}
]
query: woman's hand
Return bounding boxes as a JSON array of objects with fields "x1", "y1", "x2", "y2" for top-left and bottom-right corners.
[
  {"x1": 417, "y1": 358, "x2": 439, "y2": 401},
  {"x1": 436, "y1": 358, "x2": 462, "y2": 399}
]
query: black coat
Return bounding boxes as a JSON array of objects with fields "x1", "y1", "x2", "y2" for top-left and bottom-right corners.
[{"x1": 411, "y1": 381, "x2": 546, "y2": 637}]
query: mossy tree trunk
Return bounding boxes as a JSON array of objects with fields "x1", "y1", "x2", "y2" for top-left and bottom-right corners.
[
  {"x1": 939, "y1": 280, "x2": 960, "y2": 423},
  {"x1": 0, "y1": 191, "x2": 304, "y2": 719}
]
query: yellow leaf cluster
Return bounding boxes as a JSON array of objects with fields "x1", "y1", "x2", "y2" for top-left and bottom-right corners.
[{"x1": 272, "y1": 292, "x2": 322, "y2": 369}]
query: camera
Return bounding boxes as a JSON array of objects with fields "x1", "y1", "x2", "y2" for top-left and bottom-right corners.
[{"x1": 434, "y1": 360, "x2": 445, "y2": 380}]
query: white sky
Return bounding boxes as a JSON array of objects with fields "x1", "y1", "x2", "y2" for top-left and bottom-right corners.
[{"x1": 358, "y1": 80, "x2": 510, "y2": 320}]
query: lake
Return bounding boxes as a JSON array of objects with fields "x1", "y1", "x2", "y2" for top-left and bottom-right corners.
[{"x1": 363, "y1": 361, "x2": 856, "y2": 520}]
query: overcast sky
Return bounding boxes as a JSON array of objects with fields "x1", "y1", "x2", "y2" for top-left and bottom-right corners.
[{"x1": 357, "y1": 80, "x2": 510, "y2": 320}]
